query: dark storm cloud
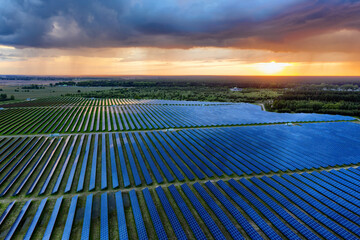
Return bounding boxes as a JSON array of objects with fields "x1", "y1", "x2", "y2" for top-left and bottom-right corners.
[{"x1": 0, "y1": 0, "x2": 359, "y2": 51}]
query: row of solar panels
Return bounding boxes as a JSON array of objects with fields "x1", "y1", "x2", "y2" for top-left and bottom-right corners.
[
  {"x1": 0, "y1": 102, "x2": 355, "y2": 135},
  {"x1": 1, "y1": 122, "x2": 360, "y2": 196},
  {"x1": 1, "y1": 167, "x2": 359, "y2": 239},
  {"x1": 0, "y1": 104, "x2": 206, "y2": 134},
  {"x1": 0, "y1": 97, "x2": 228, "y2": 108}
]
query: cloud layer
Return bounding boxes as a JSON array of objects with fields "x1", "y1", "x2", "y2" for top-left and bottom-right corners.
[{"x1": 0, "y1": 0, "x2": 359, "y2": 52}]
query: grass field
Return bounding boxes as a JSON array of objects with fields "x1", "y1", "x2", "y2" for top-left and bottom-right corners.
[{"x1": 0, "y1": 86, "x2": 114, "y2": 101}]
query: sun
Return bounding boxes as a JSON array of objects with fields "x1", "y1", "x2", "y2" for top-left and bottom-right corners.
[{"x1": 254, "y1": 61, "x2": 292, "y2": 75}]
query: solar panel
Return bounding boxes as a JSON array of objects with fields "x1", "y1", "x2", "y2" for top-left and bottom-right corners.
[
  {"x1": 168, "y1": 185, "x2": 206, "y2": 240},
  {"x1": 129, "y1": 189, "x2": 148, "y2": 240},
  {"x1": 81, "y1": 194, "x2": 93, "y2": 240},
  {"x1": 100, "y1": 193, "x2": 109, "y2": 240},
  {"x1": 43, "y1": 196, "x2": 63, "y2": 240},
  {"x1": 77, "y1": 134, "x2": 92, "y2": 192},
  {"x1": 115, "y1": 133, "x2": 130, "y2": 187},
  {"x1": 0, "y1": 201, "x2": 15, "y2": 226},
  {"x1": 180, "y1": 184, "x2": 225, "y2": 240},
  {"x1": 5, "y1": 200, "x2": 31, "y2": 240},
  {"x1": 193, "y1": 182, "x2": 243, "y2": 240},
  {"x1": 61, "y1": 195, "x2": 78, "y2": 240},
  {"x1": 109, "y1": 133, "x2": 119, "y2": 188},
  {"x1": 115, "y1": 191, "x2": 128, "y2": 240},
  {"x1": 24, "y1": 198, "x2": 48, "y2": 240},
  {"x1": 65, "y1": 135, "x2": 85, "y2": 193},
  {"x1": 89, "y1": 134, "x2": 99, "y2": 191},
  {"x1": 206, "y1": 181, "x2": 263, "y2": 239},
  {"x1": 52, "y1": 135, "x2": 79, "y2": 194},
  {"x1": 101, "y1": 134, "x2": 107, "y2": 190},
  {"x1": 142, "y1": 188, "x2": 167, "y2": 240}
]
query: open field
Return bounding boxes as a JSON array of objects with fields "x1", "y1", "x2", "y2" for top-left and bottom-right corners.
[
  {"x1": 0, "y1": 86, "x2": 114, "y2": 101},
  {"x1": 0, "y1": 97, "x2": 359, "y2": 239}
]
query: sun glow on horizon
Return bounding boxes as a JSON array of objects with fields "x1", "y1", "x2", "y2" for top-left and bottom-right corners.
[{"x1": 254, "y1": 61, "x2": 293, "y2": 75}]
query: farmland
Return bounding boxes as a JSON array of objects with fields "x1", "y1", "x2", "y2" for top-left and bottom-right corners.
[{"x1": 0, "y1": 97, "x2": 360, "y2": 239}]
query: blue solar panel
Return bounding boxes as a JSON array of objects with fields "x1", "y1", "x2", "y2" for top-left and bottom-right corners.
[
  {"x1": 61, "y1": 195, "x2": 78, "y2": 240},
  {"x1": 52, "y1": 135, "x2": 79, "y2": 194},
  {"x1": 0, "y1": 137, "x2": 26, "y2": 163},
  {"x1": 128, "y1": 133, "x2": 152, "y2": 185},
  {"x1": 24, "y1": 198, "x2": 48, "y2": 240},
  {"x1": 168, "y1": 185, "x2": 206, "y2": 240},
  {"x1": 8, "y1": 138, "x2": 51, "y2": 196},
  {"x1": 122, "y1": 133, "x2": 141, "y2": 186},
  {"x1": 133, "y1": 132, "x2": 163, "y2": 184},
  {"x1": 110, "y1": 107, "x2": 118, "y2": 131},
  {"x1": 179, "y1": 130, "x2": 242, "y2": 176},
  {"x1": 5, "y1": 200, "x2": 31, "y2": 240},
  {"x1": 240, "y1": 178, "x2": 319, "y2": 240},
  {"x1": 101, "y1": 134, "x2": 108, "y2": 190},
  {"x1": 113, "y1": 106, "x2": 124, "y2": 131},
  {"x1": 218, "y1": 179, "x2": 281, "y2": 240},
  {"x1": 108, "y1": 133, "x2": 119, "y2": 188},
  {"x1": 180, "y1": 184, "x2": 225, "y2": 240},
  {"x1": 0, "y1": 201, "x2": 15, "y2": 226},
  {"x1": 194, "y1": 129, "x2": 261, "y2": 173},
  {"x1": 43, "y1": 196, "x2": 63, "y2": 240},
  {"x1": 115, "y1": 191, "x2": 128, "y2": 240},
  {"x1": 65, "y1": 135, "x2": 85, "y2": 193},
  {"x1": 164, "y1": 131, "x2": 214, "y2": 177},
  {"x1": 26, "y1": 138, "x2": 61, "y2": 195},
  {"x1": 260, "y1": 176, "x2": 338, "y2": 239},
  {"x1": 174, "y1": 131, "x2": 231, "y2": 176},
  {"x1": 0, "y1": 137, "x2": 36, "y2": 184},
  {"x1": 129, "y1": 189, "x2": 148, "y2": 240},
  {"x1": 140, "y1": 132, "x2": 174, "y2": 182},
  {"x1": 115, "y1": 133, "x2": 130, "y2": 187},
  {"x1": 77, "y1": 135, "x2": 92, "y2": 192},
  {"x1": 160, "y1": 131, "x2": 205, "y2": 179},
  {"x1": 106, "y1": 106, "x2": 112, "y2": 131},
  {"x1": 147, "y1": 132, "x2": 184, "y2": 181},
  {"x1": 81, "y1": 194, "x2": 93, "y2": 240},
  {"x1": 89, "y1": 134, "x2": 98, "y2": 191},
  {"x1": 273, "y1": 174, "x2": 359, "y2": 238},
  {"x1": 287, "y1": 174, "x2": 360, "y2": 232},
  {"x1": 96, "y1": 106, "x2": 100, "y2": 131},
  {"x1": 39, "y1": 137, "x2": 70, "y2": 195},
  {"x1": 193, "y1": 182, "x2": 244, "y2": 240},
  {"x1": 205, "y1": 181, "x2": 263, "y2": 240},
  {"x1": 153, "y1": 132, "x2": 195, "y2": 180},
  {"x1": 142, "y1": 188, "x2": 167, "y2": 240},
  {"x1": 155, "y1": 186, "x2": 186, "y2": 240},
  {"x1": 303, "y1": 173, "x2": 360, "y2": 210},
  {"x1": 101, "y1": 193, "x2": 109, "y2": 240},
  {"x1": 102, "y1": 106, "x2": 106, "y2": 131}
]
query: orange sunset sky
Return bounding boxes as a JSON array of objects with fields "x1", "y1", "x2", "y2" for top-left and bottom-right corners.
[{"x1": 0, "y1": 1, "x2": 359, "y2": 76}]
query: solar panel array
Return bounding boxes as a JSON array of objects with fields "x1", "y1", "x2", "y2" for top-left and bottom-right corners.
[
  {"x1": 0, "y1": 100, "x2": 354, "y2": 135},
  {"x1": 0, "y1": 168, "x2": 359, "y2": 239},
  {"x1": 0, "y1": 122, "x2": 359, "y2": 198},
  {"x1": 0, "y1": 97, "x2": 359, "y2": 239}
]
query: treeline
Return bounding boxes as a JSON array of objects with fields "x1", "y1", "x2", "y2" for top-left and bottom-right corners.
[
  {"x1": 55, "y1": 79, "x2": 298, "y2": 88},
  {"x1": 70, "y1": 86, "x2": 276, "y2": 103},
  {"x1": 22, "y1": 84, "x2": 45, "y2": 89},
  {"x1": 0, "y1": 94, "x2": 15, "y2": 101},
  {"x1": 266, "y1": 90, "x2": 360, "y2": 116}
]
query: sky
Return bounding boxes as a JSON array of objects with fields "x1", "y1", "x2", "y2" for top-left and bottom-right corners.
[{"x1": 0, "y1": 0, "x2": 360, "y2": 76}]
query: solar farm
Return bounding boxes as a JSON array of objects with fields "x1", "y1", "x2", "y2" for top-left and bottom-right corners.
[{"x1": 0, "y1": 97, "x2": 359, "y2": 240}]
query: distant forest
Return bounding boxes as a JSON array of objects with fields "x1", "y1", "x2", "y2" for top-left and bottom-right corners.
[
  {"x1": 266, "y1": 89, "x2": 360, "y2": 116},
  {"x1": 49, "y1": 79, "x2": 358, "y2": 117}
]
